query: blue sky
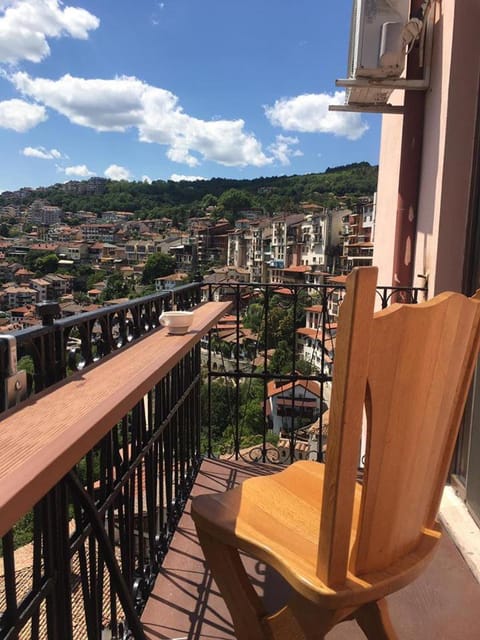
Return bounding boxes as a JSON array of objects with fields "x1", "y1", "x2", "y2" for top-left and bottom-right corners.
[{"x1": 0, "y1": 0, "x2": 381, "y2": 191}]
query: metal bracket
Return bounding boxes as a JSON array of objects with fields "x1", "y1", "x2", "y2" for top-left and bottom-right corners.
[{"x1": 1, "y1": 335, "x2": 28, "y2": 409}]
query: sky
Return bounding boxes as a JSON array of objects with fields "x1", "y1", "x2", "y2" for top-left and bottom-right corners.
[{"x1": 0, "y1": 0, "x2": 382, "y2": 192}]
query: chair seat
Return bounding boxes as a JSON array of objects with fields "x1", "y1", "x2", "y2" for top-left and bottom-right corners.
[{"x1": 192, "y1": 460, "x2": 441, "y2": 609}]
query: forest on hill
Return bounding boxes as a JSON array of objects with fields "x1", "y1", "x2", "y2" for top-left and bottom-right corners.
[{"x1": 1, "y1": 162, "x2": 378, "y2": 223}]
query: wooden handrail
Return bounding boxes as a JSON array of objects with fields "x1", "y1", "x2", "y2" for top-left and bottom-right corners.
[{"x1": 0, "y1": 301, "x2": 231, "y2": 537}]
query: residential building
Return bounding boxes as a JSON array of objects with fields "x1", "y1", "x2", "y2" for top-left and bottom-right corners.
[
  {"x1": 267, "y1": 378, "x2": 323, "y2": 435},
  {"x1": 125, "y1": 242, "x2": 157, "y2": 264},
  {"x1": 299, "y1": 208, "x2": 328, "y2": 268},
  {"x1": 246, "y1": 219, "x2": 272, "y2": 282},
  {"x1": 30, "y1": 278, "x2": 52, "y2": 302},
  {"x1": 269, "y1": 213, "x2": 304, "y2": 268},
  {"x1": 196, "y1": 219, "x2": 233, "y2": 265},
  {"x1": 2, "y1": 286, "x2": 38, "y2": 309},
  {"x1": 80, "y1": 223, "x2": 119, "y2": 243},
  {"x1": 43, "y1": 274, "x2": 72, "y2": 298},
  {"x1": 155, "y1": 272, "x2": 188, "y2": 292},
  {"x1": 13, "y1": 268, "x2": 34, "y2": 284},
  {"x1": 9, "y1": 305, "x2": 37, "y2": 328},
  {"x1": 57, "y1": 242, "x2": 89, "y2": 262},
  {"x1": 28, "y1": 201, "x2": 63, "y2": 226},
  {"x1": 340, "y1": 199, "x2": 375, "y2": 273}
]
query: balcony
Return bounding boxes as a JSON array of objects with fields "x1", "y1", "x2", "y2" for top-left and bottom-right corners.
[{"x1": 1, "y1": 281, "x2": 479, "y2": 640}]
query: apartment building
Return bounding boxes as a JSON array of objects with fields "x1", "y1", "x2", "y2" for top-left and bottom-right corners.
[
  {"x1": 125, "y1": 242, "x2": 157, "y2": 264},
  {"x1": 43, "y1": 274, "x2": 72, "y2": 298},
  {"x1": 2, "y1": 286, "x2": 38, "y2": 309},
  {"x1": 28, "y1": 200, "x2": 63, "y2": 226},
  {"x1": 227, "y1": 227, "x2": 248, "y2": 269},
  {"x1": 80, "y1": 223, "x2": 119, "y2": 243},
  {"x1": 30, "y1": 278, "x2": 52, "y2": 303},
  {"x1": 155, "y1": 272, "x2": 188, "y2": 292},
  {"x1": 299, "y1": 209, "x2": 328, "y2": 268},
  {"x1": 269, "y1": 213, "x2": 304, "y2": 268},
  {"x1": 340, "y1": 200, "x2": 376, "y2": 273},
  {"x1": 195, "y1": 219, "x2": 233, "y2": 265},
  {"x1": 58, "y1": 243, "x2": 89, "y2": 262}
]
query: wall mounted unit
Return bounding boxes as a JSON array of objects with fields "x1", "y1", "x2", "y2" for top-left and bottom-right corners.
[
  {"x1": 350, "y1": 0, "x2": 410, "y2": 78},
  {"x1": 347, "y1": 0, "x2": 410, "y2": 105},
  {"x1": 330, "y1": 0, "x2": 434, "y2": 113}
]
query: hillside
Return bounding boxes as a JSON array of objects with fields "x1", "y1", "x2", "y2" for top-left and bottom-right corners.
[{"x1": 1, "y1": 162, "x2": 378, "y2": 223}]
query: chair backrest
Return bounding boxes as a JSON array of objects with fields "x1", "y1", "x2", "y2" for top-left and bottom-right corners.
[{"x1": 317, "y1": 267, "x2": 480, "y2": 586}]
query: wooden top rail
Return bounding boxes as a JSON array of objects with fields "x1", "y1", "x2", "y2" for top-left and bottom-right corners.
[{"x1": 0, "y1": 301, "x2": 231, "y2": 538}]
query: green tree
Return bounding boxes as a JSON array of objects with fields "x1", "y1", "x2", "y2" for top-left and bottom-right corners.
[
  {"x1": 218, "y1": 189, "x2": 253, "y2": 215},
  {"x1": 269, "y1": 340, "x2": 292, "y2": 374},
  {"x1": 35, "y1": 253, "x2": 59, "y2": 275},
  {"x1": 201, "y1": 380, "x2": 233, "y2": 442},
  {"x1": 200, "y1": 193, "x2": 218, "y2": 209},
  {"x1": 101, "y1": 272, "x2": 131, "y2": 301},
  {"x1": 243, "y1": 301, "x2": 264, "y2": 334},
  {"x1": 141, "y1": 252, "x2": 176, "y2": 284},
  {"x1": 0, "y1": 222, "x2": 10, "y2": 237}
]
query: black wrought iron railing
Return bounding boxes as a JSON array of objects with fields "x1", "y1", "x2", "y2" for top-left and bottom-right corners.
[
  {"x1": 203, "y1": 281, "x2": 427, "y2": 464},
  {"x1": 0, "y1": 313, "x2": 206, "y2": 640},
  {"x1": 0, "y1": 279, "x2": 426, "y2": 639},
  {"x1": 0, "y1": 282, "x2": 202, "y2": 412}
]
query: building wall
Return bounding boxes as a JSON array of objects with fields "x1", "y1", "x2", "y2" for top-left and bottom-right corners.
[{"x1": 374, "y1": 1, "x2": 480, "y2": 294}]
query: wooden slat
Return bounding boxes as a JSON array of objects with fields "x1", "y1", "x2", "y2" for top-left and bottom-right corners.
[
  {"x1": 353, "y1": 293, "x2": 480, "y2": 575},
  {"x1": 317, "y1": 267, "x2": 377, "y2": 586},
  {"x1": 0, "y1": 301, "x2": 231, "y2": 537}
]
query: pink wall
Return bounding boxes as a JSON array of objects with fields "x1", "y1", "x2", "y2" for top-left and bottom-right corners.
[{"x1": 375, "y1": 0, "x2": 480, "y2": 295}]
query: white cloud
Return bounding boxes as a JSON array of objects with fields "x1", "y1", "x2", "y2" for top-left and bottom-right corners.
[
  {"x1": 22, "y1": 145, "x2": 62, "y2": 159},
  {"x1": 11, "y1": 72, "x2": 273, "y2": 168},
  {"x1": 64, "y1": 164, "x2": 94, "y2": 177},
  {"x1": 0, "y1": 98, "x2": 46, "y2": 131},
  {"x1": 141, "y1": 175, "x2": 152, "y2": 184},
  {"x1": 264, "y1": 91, "x2": 369, "y2": 141},
  {"x1": 104, "y1": 164, "x2": 131, "y2": 181},
  {"x1": 268, "y1": 135, "x2": 303, "y2": 166},
  {"x1": 0, "y1": 0, "x2": 99, "y2": 64},
  {"x1": 170, "y1": 174, "x2": 206, "y2": 182}
]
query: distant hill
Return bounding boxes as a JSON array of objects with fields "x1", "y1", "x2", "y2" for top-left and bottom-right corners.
[{"x1": 0, "y1": 162, "x2": 378, "y2": 224}]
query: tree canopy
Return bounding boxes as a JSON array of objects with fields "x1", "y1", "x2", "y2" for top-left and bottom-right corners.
[
  {"x1": 0, "y1": 163, "x2": 378, "y2": 223},
  {"x1": 141, "y1": 252, "x2": 176, "y2": 284}
]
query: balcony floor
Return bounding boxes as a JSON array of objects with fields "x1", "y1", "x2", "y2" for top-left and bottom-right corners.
[{"x1": 141, "y1": 458, "x2": 480, "y2": 640}]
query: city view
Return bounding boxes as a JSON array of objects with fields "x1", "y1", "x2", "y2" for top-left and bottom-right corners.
[{"x1": 1, "y1": 1, "x2": 480, "y2": 639}]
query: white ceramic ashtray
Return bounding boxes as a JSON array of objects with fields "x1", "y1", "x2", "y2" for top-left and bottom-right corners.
[{"x1": 159, "y1": 311, "x2": 194, "y2": 335}]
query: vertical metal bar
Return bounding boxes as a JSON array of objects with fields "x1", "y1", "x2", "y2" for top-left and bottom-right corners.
[
  {"x1": 1, "y1": 530, "x2": 18, "y2": 635},
  {"x1": 207, "y1": 328, "x2": 213, "y2": 457},
  {"x1": 30, "y1": 504, "x2": 43, "y2": 640},
  {"x1": 263, "y1": 285, "x2": 270, "y2": 462},
  {"x1": 66, "y1": 472, "x2": 147, "y2": 640}
]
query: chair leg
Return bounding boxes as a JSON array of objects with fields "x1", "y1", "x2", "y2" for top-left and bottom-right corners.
[
  {"x1": 354, "y1": 599, "x2": 398, "y2": 640},
  {"x1": 197, "y1": 527, "x2": 358, "y2": 640},
  {"x1": 265, "y1": 594, "x2": 356, "y2": 640},
  {"x1": 196, "y1": 528, "x2": 270, "y2": 640}
]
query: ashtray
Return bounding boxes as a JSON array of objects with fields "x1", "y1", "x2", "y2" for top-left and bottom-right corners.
[{"x1": 159, "y1": 311, "x2": 194, "y2": 335}]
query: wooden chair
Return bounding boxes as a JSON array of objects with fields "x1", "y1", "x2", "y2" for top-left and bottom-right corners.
[{"x1": 191, "y1": 267, "x2": 480, "y2": 639}]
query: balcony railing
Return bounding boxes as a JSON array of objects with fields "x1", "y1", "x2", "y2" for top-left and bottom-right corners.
[
  {"x1": 0, "y1": 301, "x2": 228, "y2": 640},
  {"x1": 202, "y1": 281, "x2": 426, "y2": 464},
  {"x1": 0, "y1": 282, "x2": 202, "y2": 412},
  {"x1": 0, "y1": 281, "x2": 426, "y2": 639}
]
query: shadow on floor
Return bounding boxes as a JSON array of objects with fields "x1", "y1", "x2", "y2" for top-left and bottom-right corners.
[{"x1": 141, "y1": 458, "x2": 480, "y2": 640}]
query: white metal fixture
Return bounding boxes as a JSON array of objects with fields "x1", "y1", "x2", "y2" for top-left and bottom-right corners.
[{"x1": 329, "y1": 0, "x2": 434, "y2": 114}]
